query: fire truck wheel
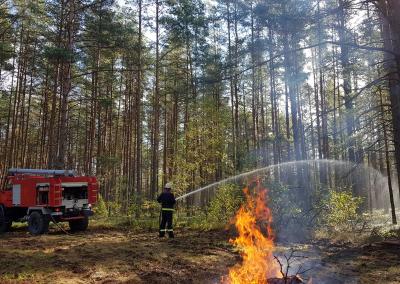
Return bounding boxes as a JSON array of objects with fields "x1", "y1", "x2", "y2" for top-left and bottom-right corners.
[
  {"x1": 6, "y1": 221, "x2": 12, "y2": 232},
  {"x1": 28, "y1": 211, "x2": 49, "y2": 235},
  {"x1": 69, "y1": 216, "x2": 89, "y2": 232},
  {"x1": 0, "y1": 222, "x2": 7, "y2": 234},
  {"x1": 0, "y1": 205, "x2": 10, "y2": 234}
]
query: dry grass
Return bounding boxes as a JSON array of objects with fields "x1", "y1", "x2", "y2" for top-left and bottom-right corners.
[
  {"x1": 1, "y1": 220, "x2": 399, "y2": 283},
  {"x1": 0, "y1": 224, "x2": 236, "y2": 283}
]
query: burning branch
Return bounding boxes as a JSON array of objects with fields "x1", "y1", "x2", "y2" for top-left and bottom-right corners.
[{"x1": 271, "y1": 248, "x2": 312, "y2": 284}]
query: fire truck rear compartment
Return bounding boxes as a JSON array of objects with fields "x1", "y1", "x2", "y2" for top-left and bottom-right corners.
[{"x1": 62, "y1": 183, "x2": 89, "y2": 210}]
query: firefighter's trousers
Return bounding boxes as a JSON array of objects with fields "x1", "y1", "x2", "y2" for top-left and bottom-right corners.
[{"x1": 159, "y1": 209, "x2": 174, "y2": 238}]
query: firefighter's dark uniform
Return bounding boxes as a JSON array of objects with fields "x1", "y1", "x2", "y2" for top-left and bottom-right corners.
[{"x1": 157, "y1": 191, "x2": 176, "y2": 238}]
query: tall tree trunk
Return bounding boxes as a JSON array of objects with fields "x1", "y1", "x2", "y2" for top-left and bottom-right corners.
[
  {"x1": 338, "y1": 0, "x2": 355, "y2": 163},
  {"x1": 225, "y1": 0, "x2": 236, "y2": 173},
  {"x1": 378, "y1": 0, "x2": 400, "y2": 204},
  {"x1": 379, "y1": 87, "x2": 397, "y2": 224},
  {"x1": 150, "y1": 0, "x2": 160, "y2": 198},
  {"x1": 136, "y1": 0, "x2": 143, "y2": 196}
]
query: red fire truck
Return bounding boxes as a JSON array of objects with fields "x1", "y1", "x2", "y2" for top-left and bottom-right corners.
[{"x1": 0, "y1": 169, "x2": 98, "y2": 235}]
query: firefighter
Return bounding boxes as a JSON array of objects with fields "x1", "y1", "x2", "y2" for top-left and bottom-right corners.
[{"x1": 157, "y1": 182, "x2": 176, "y2": 238}]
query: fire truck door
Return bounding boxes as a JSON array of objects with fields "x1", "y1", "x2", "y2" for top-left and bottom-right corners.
[{"x1": 12, "y1": 184, "x2": 21, "y2": 206}]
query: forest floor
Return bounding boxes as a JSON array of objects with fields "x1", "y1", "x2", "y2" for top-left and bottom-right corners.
[{"x1": 0, "y1": 223, "x2": 399, "y2": 284}]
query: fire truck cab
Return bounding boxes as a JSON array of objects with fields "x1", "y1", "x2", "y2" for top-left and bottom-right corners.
[{"x1": 0, "y1": 169, "x2": 98, "y2": 235}]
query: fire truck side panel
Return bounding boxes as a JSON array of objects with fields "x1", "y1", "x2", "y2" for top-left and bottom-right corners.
[
  {"x1": 12, "y1": 177, "x2": 51, "y2": 207},
  {"x1": 89, "y1": 178, "x2": 98, "y2": 204},
  {"x1": 18, "y1": 179, "x2": 36, "y2": 207},
  {"x1": 0, "y1": 190, "x2": 12, "y2": 207},
  {"x1": 48, "y1": 179, "x2": 62, "y2": 207}
]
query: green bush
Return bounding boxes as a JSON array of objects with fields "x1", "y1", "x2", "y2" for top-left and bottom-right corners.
[
  {"x1": 93, "y1": 195, "x2": 108, "y2": 217},
  {"x1": 127, "y1": 195, "x2": 162, "y2": 219},
  {"x1": 107, "y1": 200, "x2": 122, "y2": 216},
  {"x1": 322, "y1": 189, "x2": 363, "y2": 231},
  {"x1": 141, "y1": 200, "x2": 160, "y2": 218},
  {"x1": 266, "y1": 182, "x2": 302, "y2": 229},
  {"x1": 174, "y1": 211, "x2": 208, "y2": 230},
  {"x1": 127, "y1": 196, "x2": 140, "y2": 218},
  {"x1": 368, "y1": 226, "x2": 400, "y2": 243},
  {"x1": 205, "y1": 183, "x2": 244, "y2": 229}
]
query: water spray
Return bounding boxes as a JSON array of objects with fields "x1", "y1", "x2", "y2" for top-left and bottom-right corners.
[{"x1": 175, "y1": 159, "x2": 387, "y2": 202}]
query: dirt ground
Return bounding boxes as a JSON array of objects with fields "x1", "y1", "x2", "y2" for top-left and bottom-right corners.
[
  {"x1": 0, "y1": 225, "x2": 400, "y2": 284},
  {"x1": 0, "y1": 225, "x2": 237, "y2": 284}
]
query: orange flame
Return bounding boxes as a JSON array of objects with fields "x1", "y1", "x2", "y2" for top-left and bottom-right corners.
[{"x1": 225, "y1": 181, "x2": 279, "y2": 284}]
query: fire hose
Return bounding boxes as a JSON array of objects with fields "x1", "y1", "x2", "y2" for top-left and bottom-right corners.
[
  {"x1": 48, "y1": 215, "x2": 87, "y2": 240},
  {"x1": 49, "y1": 214, "x2": 71, "y2": 235}
]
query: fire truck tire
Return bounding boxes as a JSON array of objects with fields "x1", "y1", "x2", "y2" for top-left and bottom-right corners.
[
  {"x1": 69, "y1": 216, "x2": 89, "y2": 232},
  {"x1": 6, "y1": 221, "x2": 12, "y2": 232},
  {"x1": 0, "y1": 205, "x2": 10, "y2": 234},
  {"x1": 0, "y1": 222, "x2": 7, "y2": 234},
  {"x1": 28, "y1": 211, "x2": 49, "y2": 235}
]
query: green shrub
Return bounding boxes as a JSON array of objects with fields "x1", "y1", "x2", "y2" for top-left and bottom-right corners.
[
  {"x1": 205, "y1": 183, "x2": 244, "y2": 229},
  {"x1": 322, "y1": 189, "x2": 363, "y2": 231},
  {"x1": 141, "y1": 200, "x2": 160, "y2": 218},
  {"x1": 127, "y1": 194, "x2": 145, "y2": 218},
  {"x1": 266, "y1": 182, "x2": 302, "y2": 229},
  {"x1": 127, "y1": 198, "x2": 140, "y2": 218},
  {"x1": 368, "y1": 226, "x2": 400, "y2": 243},
  {"x1": 175, "y1": 210, "x2": 209, "y2": 230},
  {"x1": 107, "y1": 201, "x2": 122, "y2": 216},
  {"x1": 93, "y1": 195, "x2": 108, "y2": 217},
  {"x1": 127, "y1": 195, "x2": 161, "y2": 219}
]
